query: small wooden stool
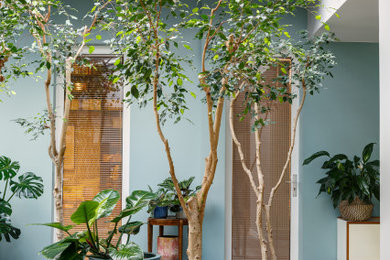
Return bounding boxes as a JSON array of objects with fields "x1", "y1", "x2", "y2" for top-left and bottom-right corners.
[{"x1": 147, "y1": 218, "x2": 188, "y2": 260}]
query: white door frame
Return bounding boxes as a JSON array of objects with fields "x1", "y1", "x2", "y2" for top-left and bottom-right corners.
[
  {"x1": 54, "y1": 45, "x2": 130, "y2": 240},
  {"x1": 224, "y1": 86, "x2": 301, "y2": 260}
]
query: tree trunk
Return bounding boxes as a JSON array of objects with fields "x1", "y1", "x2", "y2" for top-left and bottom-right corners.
[
  {"x1": 187, "y1": 218, "x2": 202, "y2": 260},
  {"x1": 53, "y1": 162, "x2": 64, "y2": 240},
  {"x1": 256, "y1": 202, "x2": 268, "y2": 260}
]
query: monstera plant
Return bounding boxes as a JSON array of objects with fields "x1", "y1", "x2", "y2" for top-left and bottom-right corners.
[
  {"x1": 40, "y1": 189, "x2": 156, "y2": 260},
  {"x1": 0, "y1": 156, "x2": 44, "y2": 242}
]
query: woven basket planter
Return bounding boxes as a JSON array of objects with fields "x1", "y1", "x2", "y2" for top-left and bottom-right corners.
[{"x1": 338, "y1": 197, "x2": 373, "y2": 222}]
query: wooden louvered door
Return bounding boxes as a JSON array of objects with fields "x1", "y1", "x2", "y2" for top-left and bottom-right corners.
[
  {"x1": 62, "y1": 55, "x2": 123, "y2": 239},
  {"x1": 231, "y1": 64, "x2": 293, "y2": 260}
]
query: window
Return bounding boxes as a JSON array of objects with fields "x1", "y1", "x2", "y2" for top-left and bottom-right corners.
[
  {"x1": 231, "y1": 64, "x2": 291, "y2": 259},
  {"x1": 62, "y1": 55, "x2": 124, "y2": 237}
]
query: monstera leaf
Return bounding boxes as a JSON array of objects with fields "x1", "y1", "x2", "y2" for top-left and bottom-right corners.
[
  {"x1": 0, "y1": 216, "x2": 20, "y2": 242},
  {"x1": 109, "y1": 242, "x2": 144, "y2": 260},
  {"x1": 0, "y1": 199, "x2": 12, "y2": 216},
  {"x1": 0, "y1": 156, "x2": 20, "y2": 180},
  {"x1": 92, "y1": 189, "x2": 120, "y2": 221},
  {"x1": 10, "y1": 172, "x2": 44, "y2": 199}
]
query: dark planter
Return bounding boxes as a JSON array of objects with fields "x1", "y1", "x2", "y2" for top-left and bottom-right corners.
[
  {"x1": 154, "y1": 206, "x2": 168, "y2": 218},
  {"x1": 88, "y1": 253, "x2": 160, "y2": 260},
  {"x1": 144, "y1": 252, "x2": 161, "y2": 259}
]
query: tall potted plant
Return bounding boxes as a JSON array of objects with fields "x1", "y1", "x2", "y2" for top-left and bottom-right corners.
[{"x1": 303, "y1": 143, "x2": 380, "y2": 221}]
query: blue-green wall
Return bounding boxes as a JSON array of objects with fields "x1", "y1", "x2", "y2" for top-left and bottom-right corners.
[{"x1": 299, "y1": 42, "x2": 380, "y2": 260}]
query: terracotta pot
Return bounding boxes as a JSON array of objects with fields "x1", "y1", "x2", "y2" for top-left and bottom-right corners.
[
  {"x1": 339, "y1": 197, "x2": 374, "y2": 221},
  {"x1": 157, "y1": 236, "x2": 179, "y2": 260}
]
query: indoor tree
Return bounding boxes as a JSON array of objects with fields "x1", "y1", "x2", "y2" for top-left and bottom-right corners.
[
  {"x1": 106, "y1": 0, "x2": 333, "y2": 259},
  {"x1": 1, "y1": 0, "x2": 112, "y2": 239}
]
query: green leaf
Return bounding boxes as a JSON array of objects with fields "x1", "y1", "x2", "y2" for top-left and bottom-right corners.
[
  {"x1": 109, "y1": 242, "x2": 143, "y2": 260},
  {"x1": 112, "y1": 190, "x2": 154, "y2": 223},
  {"x1": 70, "y1": 201, "x2": 99, "y2": 225},
  {"x1": 96, "y1": 35, "x2": 102, "y2": 40},
  {"x1": 192, "y1": 7, "x2": 199, "y2": 13},
  {"x1": 315, "y1": 15, "x2": 321, "y2": 20},
  {"x1": 10, "y1": 172, "x2": 43, "y2": 199},
  {"x1": 88, "y1": 46, "x2": 95, "y2": 54},
  {"x1": 362, "y1": 143, "x2": 375, "y2": 163},
  {"x1": 183, "y1": 44, "x2": 192, "y2": 50},
  {"x1": 0, "y1": 199, "x2": 12, "y2": 216},
  {"x1": 303, "y1": 151, "x2": 330, "y2": 165},
  {"x1": 35, "y1": 222, "x2": 73, "y2": 233},
  {"x1": 131, "y1": 86, "x2": 139, "y2": 99},
  {"x1": 41, "y1": 240, "x2": 73, "y2": 259},
  {"x1": 0, "y1": 156, "x2": 20, "y2": 180},
  {"x1": 118, "y1": 221, "x2": 144, "y2": 235},
  {"x1": 0, "y1": 217, "x2": 21, "y2": 242},
  {"x1": 177, "y1": 78, "x2": 183, "y2": 86},
  {"x1": 324, "y1": 24, "x2": 330, "y2": 31},
  {"x1": 92, "y1": 189, "x2": 120, "y2": 220}
]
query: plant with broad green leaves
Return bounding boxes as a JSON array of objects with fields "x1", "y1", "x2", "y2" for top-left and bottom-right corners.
[
  {"x1": 303, "y1": 143, "x2": 380, "y2": 208},
  {"x1": 157, "y1": 177, "x2": 201, "y2": 213},
  {"x1": 0, "y1": 156, "x2": 43, "y2": 242},
  {"x1": 39, "y1": 189, "x2": 155, "y2": 260}
]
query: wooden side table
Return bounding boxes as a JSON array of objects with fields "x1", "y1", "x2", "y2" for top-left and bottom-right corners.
[{"x1": 147, "y1": 218, "x2": 188, "y2": 260}]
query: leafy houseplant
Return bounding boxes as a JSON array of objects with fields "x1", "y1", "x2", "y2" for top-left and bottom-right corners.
[
  {"x1": 303, "y1": 143, "x2": 380, "y2": 221},
  {"x1": 147, "y1": 187, "x2": 173, "y2": 219},
  {"x1": 0, "y1": 156, "x2": 43, "y2": 242},
  {"x1": 40, "y1": 189, "x2": 159, "y2": 260},
  {"x1": 157, "y1": 177, "x2": 200, "y2": 217}
]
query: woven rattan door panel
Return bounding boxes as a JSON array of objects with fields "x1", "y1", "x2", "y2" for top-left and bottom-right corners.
[{"x1": 232, "y1": 65, "x2": 291, "y2": 260}]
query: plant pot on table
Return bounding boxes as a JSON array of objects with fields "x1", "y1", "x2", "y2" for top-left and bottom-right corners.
[
  {"x1": 154, "y1": 206, "x2": 168, "y2": 218},
  {"x1": 339, "y1": 197, "x2": 374, "y2": 222}
]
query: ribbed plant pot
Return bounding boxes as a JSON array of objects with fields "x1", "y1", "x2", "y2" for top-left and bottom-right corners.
[
  {"x1": 339, "y1": 197, "x2": 374, "y2": 222},
  {"x1": 144, "y1": 252, "x2": 161, "y2": 259},
  {"x1": 154, "y1": 206, "x2": 168, "y2": 218}
]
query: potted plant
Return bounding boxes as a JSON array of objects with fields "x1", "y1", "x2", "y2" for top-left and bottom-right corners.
[
  {"x1": 39, "y1": 189, "x2": 160, "y2": 260},
  {"x1": 0, "y1": 156, "x2": 44, "y2": 242},
  {"x1": 147, "y1": 187, "x2": 173, "y2": 219},
  {"x1": 303, "y1": 143, "x2": 380, "y2": 221},
  {"x1": 157, "y1": 177, "x2": 200, "y2": 219}
]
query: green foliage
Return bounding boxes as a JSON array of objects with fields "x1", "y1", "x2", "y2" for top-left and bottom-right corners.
[
  {"x1": 40, "y1": 189, "x2": 150, "y2": 259},
  {"x1": 0, "y1": 156, "x2": 43, "y2": 242},
  {"x1": 101, "y1": 0, "x2": 336, "y2": 130},
  {"x1": 10, "y1": 172, "x2": 44, "y2": 199},
  {"x1": 92, "y1": 189, "x2": 120, "y2": 221},
  {"x1": 14, "y1": 110, "x2": 50, "y2": 140},
  {"x1": 157, "y1": 176, "x2": 201, "y2": 212},
  {"x1": 108, "y1": 242, "x2": 143, "y2": 260},
  {"x1": 303, "y1": 143, "x2": 380, "y2": 208}
]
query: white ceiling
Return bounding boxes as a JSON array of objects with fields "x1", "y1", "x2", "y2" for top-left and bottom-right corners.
[{"x1": 321, "y1": 0, "x2": 379, "y2": 42}]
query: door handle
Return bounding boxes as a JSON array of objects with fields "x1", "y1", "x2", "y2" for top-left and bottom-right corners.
[{"x1": 285, "y1": 174, "x2": 297, "y2": 197}]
